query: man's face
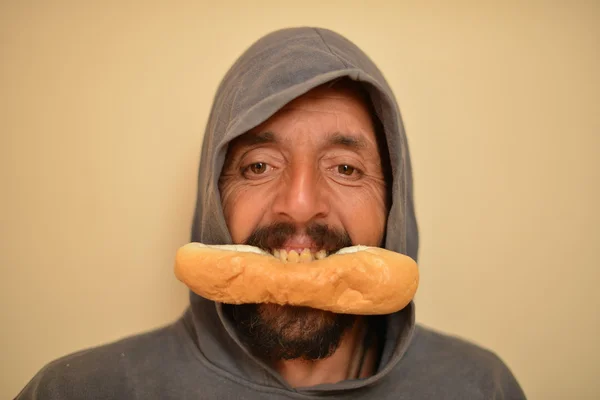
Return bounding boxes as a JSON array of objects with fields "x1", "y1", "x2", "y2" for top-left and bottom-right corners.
[{"x1": 218, "y1": 83, "x2": 389, "y2": 360}]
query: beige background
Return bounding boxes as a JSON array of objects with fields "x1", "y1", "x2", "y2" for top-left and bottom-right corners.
[{"x1": 1, "y1": 1, "x2": 598, "y2": 399}]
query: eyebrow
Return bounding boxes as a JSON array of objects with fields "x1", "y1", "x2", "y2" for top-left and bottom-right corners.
[
  {"x1": 327, "y1": 132, "x2": 368, "y2": 150},
  {"x1": 234, "y1": 131, "x2": 278, "y2": 147},
  {"x1": 233, "y1": 131, "x2": 368, "y2": 150}
]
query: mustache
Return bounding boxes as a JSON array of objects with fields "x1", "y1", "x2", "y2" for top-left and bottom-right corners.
[{"x1": 244, "y1": 222, "x2": 352, "y2": 252}]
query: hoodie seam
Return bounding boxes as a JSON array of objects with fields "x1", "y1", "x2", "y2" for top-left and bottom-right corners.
[{"x1": 313, "y1": 28, "x2": 348, "y2": 69}]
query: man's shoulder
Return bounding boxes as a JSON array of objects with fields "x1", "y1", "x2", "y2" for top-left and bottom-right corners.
[
  {"x1": 398, "y1": 324, "x2": 526, "y2": 399},
  {"x1": 15, "y1": 320, "x2": 191, "y2": 399},
  {"x1": 412, "y1": 323, "x2": 505, "y2": 365}
]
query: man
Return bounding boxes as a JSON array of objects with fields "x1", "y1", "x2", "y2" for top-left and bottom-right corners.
[{"x1": 16, "y1": 27, "x2": 526, "y2": 399}]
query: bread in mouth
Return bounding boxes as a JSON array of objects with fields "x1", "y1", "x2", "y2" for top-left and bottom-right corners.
[{"x1": 174, "y1": 243, "x2": 419, "y2": 315}]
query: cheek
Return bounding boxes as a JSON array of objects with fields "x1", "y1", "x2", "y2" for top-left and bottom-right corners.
[
  {"x1": 333, "y1": 183, "x2": 388, "y2": 246},
  {"x1": 220, "y1": 181, "x2": 272, "y2": 243}
]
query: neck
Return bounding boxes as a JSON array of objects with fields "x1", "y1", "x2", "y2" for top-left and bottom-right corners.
[{"x1": 274, "y1": 317, "x2": 378, "y2": 388}]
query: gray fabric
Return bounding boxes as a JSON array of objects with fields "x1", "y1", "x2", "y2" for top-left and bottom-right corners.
[{"x1": 15, "y1": 27, "x2": 526, "y2": 399}]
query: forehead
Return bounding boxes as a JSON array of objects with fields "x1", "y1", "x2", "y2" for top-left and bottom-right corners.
[
  {"x1": 276, "y1": 84, "x2": 373, "y2": 123},
  {"x1": 225, "y1": 83, "x2": 382, "y2": 156},
  {"x1": 242, "y1": 83, "x2": 376, "y2": 141}
]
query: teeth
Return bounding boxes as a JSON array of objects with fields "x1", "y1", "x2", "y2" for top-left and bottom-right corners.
[
  {"x1": 299, "y1": 248, "x2": 313, "y2": 263},
  {"x1": 271, "y1": 248, "x2": 327, "y2": 263},
  {"x1": 287, "y1": 250, "x2": 299, "y2": 263},
  {"x1": 279, "y1": 249, "x2": 288, "y2": 262}
]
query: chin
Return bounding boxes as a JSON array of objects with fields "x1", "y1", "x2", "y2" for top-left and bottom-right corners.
[
  {"x1": 227, "y1": 303, "x2": 356, "y2": 361},
  {"x1": 257, "y1": 303, "x2": 335, "y2": 338}
]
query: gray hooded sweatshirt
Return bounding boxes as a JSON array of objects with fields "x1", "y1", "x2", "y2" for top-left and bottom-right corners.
[{"x1": 16, "y1": 27, "x2": 526, "y2": 400}]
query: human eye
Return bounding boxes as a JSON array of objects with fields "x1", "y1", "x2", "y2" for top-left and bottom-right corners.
[
  {"x1": 242, "y1": 162, "x2": 273, "y2": 178},
  {"x1": 336, "y1": 164, "x2": 363, "y2": 178}
]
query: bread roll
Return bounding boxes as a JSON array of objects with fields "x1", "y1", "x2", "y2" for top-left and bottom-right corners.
[{"x1": 174, "y1": 243, "x2": 419, "y2": 315}]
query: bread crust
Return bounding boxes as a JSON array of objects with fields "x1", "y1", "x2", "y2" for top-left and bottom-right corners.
[{"x1": 174, "y1": 243, "x2": 419, "y2": 315}]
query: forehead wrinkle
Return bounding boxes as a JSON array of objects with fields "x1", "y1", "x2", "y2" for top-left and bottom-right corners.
[
  {"x1": 294, "y1": 94, "x2": 360, "y2": 100},
  {"x1": 278, "y1": 105, "x2": 354, "y2": 116}
]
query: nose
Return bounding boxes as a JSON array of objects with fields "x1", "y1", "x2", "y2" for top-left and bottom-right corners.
[{"x1": 271, "y1": 162, "x2": 329, "y2": 225}]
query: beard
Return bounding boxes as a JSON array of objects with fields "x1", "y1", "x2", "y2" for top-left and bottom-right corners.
[
  {"x1": 227, "y1": 303, "x2": 355, "y2": 361},
  {"x1": 225, "y1": 222, "x2": 355, "y2": 361}
]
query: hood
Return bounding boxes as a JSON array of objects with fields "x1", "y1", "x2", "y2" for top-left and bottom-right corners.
[{"x1": 186, "y1": 27, "x2": 419, "y2": 394}]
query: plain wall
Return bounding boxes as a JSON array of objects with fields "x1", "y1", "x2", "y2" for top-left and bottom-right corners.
[{"x1": 1, "y1": 2, "x2": 598, "y2": 399}]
